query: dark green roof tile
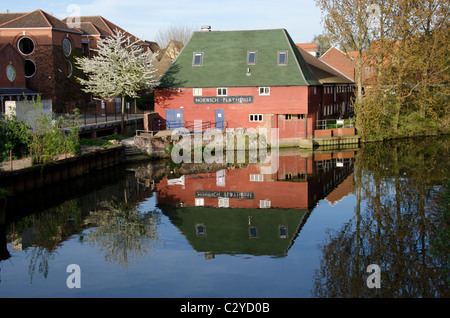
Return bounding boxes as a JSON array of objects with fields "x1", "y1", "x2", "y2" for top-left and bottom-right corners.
[{"x1": 159, "y1": 29, "x2": 322, "y2": 88}]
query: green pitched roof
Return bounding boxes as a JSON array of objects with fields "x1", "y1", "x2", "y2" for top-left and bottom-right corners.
[{"x1": 159, "y1": 28, "x2": 321, "y2": 88}]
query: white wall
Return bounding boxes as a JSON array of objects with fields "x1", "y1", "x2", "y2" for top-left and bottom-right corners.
[{"x1": 5, "y1": 99, "x2": 53, "y2": 133}]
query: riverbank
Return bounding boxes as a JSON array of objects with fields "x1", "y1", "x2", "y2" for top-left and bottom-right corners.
[{"x1": 0, "y1": 144, "x2": 124, "y2": 195}]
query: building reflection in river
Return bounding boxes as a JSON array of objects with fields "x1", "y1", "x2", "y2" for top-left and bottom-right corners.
[
  {"x1": 154, "y1": 149, "x2": 355, "y2": 258},
  {"x1": 1, "y1": 148, "x2": 355, "y2": 263}
]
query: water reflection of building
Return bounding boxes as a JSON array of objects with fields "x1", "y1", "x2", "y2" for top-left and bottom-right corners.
[
  {"x1": 157, "y1": 150, "x2": 354, "y2": 210},
  {"x1": 156, "y1": 149, "x2": 355, "y2": 258}
]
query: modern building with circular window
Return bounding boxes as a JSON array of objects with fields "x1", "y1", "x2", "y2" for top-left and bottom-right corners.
[{"x1": 18, "y1": 37, "x2": 35, "y2": 55}]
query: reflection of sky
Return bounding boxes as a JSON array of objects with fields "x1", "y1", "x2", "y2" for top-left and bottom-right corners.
[{"x1": 0, "y1": 192, "x2": 358, "y2": 298}]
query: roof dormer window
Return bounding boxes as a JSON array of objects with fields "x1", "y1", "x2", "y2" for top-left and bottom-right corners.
[
  {"x1": 277, "y1": 51, "x2": 288, "y2": 65},
  {"x1": 193, "y1": 52, "x2": 203, "y2": 66},
  {"x1": 247, "y1": 51, "x2": 257, "y2": 65}
]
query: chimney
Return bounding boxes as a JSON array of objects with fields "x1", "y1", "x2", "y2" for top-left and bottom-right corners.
[{"x1": 201, "y1": 25, "x2": 211, "y2": 32}]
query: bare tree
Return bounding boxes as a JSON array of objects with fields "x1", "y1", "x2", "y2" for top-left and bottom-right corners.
[
  {"x1": 155, "y1": 24, "x2": 196, "y2": 49},
  {"x1": 315, "y1": 0, "x2": 375, "y2": 104}
]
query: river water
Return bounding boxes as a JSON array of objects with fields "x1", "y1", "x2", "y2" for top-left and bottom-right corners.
[{"x1": 0, "y1": 136, "x2": 448, "y2": 299}]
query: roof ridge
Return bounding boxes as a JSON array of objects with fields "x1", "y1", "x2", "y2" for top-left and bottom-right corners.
[
  {"x1": 98, "y1": 16, "x2": 114, "y2": 34},
  {"x1": 0, "y1": 11, "x2": 31, "y2": 27},
  {"x1": 312, "y1": 49, "x2": 355, "y2": 82},
  {"x1": 37, "y1": 9, "x2": 53, "y2": 28}
]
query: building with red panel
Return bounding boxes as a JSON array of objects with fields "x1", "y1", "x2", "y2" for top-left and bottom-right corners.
[{"x1": 155, "y1": 28, "x2": 354, "y2": 146}]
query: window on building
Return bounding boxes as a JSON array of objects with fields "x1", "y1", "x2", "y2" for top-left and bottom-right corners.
[
  {"x1": 217, "y1": 88, "x2": 228, "y2": 96},
  {"x1": 24, "y1": 59, "x2": 36, "y2": 78},
  {"x1": 193, "y1": 52, "x2": 204, "y2": 66},
  {"x1": 18, "y1": 37, "x2": 35, "y2": 55},
  {"x1": 193, "y1": 88, "x2": 202, "y2": 96},
  {"x1": 250, "y1": 174, "x2": 264, "y2": 182},
  {"x1": 6, "y1": 64, "x2": 16, "y2": 82},
  {"x1": 247, "y1": 51, "x2": 257, "y2": 64},
  {"x1": 218, "y1": 197, "x2": 229, "y2": 208},
  {"x1": 314, "y1": 86, "x2": 317, "y2": 95},
  {"x1": 195, "y1": 198, "x2": 204, "y2": 206},
  {"x1": 260, "y1": 200, "x2": 271, "y2": 209},
  {"x1": 277, "y1": 51, "x2": 288, "y2": 65},
  {"x1": 65, "y1": 60, "x2": 72, "y2": 78},
  {"x1": 63, "y1": 38, "x2": 72, "y2": 57},
  {"x1": 249, "y1": 114, "x2": 263, "y2": 122},
  {"x1": 259, "y1": 87, "x2": 270, "y2": 95}
]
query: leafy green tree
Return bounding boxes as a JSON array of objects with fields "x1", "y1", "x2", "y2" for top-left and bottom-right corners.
[
  {"x1": 23, "y1": 97, "x2": 81, "y2": 165},
  {"x1": 0, "y1": 115, "x2": 30, "y2": 162}
]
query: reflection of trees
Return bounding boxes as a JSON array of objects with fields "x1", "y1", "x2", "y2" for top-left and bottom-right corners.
[
  {"x1": 84, "y1": 194, "x2": 162, "y2": 270},
  {"x1": 6, "y1": 199, "x2": 84, "y2": 282},
  {"x1": 313, "y1": 138, "x2": 449, "y2": 297}
]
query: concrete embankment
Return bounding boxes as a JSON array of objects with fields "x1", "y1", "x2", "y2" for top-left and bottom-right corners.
[{"x1": 0, "y1": 145, "x2": 125, "y2": 195}]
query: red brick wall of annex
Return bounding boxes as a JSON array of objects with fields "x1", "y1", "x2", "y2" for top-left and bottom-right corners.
[
  {"x1": 155, "y1": 86, "x2": 313, "y2": 136},
  {"x1": 320, "y1": 47, "x2": 355, "y2": 81}
]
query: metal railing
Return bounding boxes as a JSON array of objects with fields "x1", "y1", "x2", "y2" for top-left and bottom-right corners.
[{"x1": 316, "y1": 118, "x2": 354, "y2": 130}]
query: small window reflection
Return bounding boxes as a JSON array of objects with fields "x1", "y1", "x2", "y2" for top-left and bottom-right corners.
[
  {"x1": 196, "y1": 224, "x2": 207, "y2": 236},
  {"x1": 249, "y1": 227, "x2": 258, "y2": 239},
  {"x1": 279, "y1": 226, "x2": 288, "y2": 239}
]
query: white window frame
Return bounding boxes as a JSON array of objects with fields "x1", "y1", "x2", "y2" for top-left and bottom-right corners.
[
  {"x1": 249, "y1": 114, "x2": 263, "y2": 122},
  {"x1": 24, "y1": 59, "x2": 36, "y2": 78},
  {"x1": 250, "y1": 174, "x2": 264, "y2": 182},
  {"x1": 193, "y1": 88, "x2": 202, "y2": 96},
  {"x1": 18, "y1": 36, "x2": 35, "y2": 56},
  {"x1": 277, "y1": 51, "x2": 288, "y2": 65},
  {"x1": 260, "y1": 200, "x2": 271, "y2": 209},
  {"x1": 217, "y1": 88, "x2": 228, "y2": 96},
  {"x1": 193, "y1": 52, "x2": 204, "y2": 66},
  {"x1": 259, "y1": 87, "x2": 270, "y2": 95},
  {"x1": 195, "y1": 198, "x2": 205, "y2": 206},
  {"x1": 218, "y1": 197, "x2": 229, "y2": 208},
  {"x1": 247, "y1": 51, "x2": 257, "y2": 65}
]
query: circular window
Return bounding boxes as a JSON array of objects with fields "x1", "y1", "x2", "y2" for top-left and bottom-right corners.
[
  {"x1": 6, "y1": 64, "x2": 16, "y2": 82},
  {"x1": 63, "y1": 38, "x2": 72, "y2": 57},
  {"x1": 24, "y1": 59, "x2": 36, "y2": 78},
  {"x1": 65, "y1": 59, "x2": 73, "y2": 78},
  {"x1": 18, "y1": 37, "x2": 35, "y2": 55}
]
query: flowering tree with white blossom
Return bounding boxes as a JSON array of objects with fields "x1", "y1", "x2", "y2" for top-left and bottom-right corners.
[{"x1": 75, "y1": 29, "x2": 159, "y2": 132}]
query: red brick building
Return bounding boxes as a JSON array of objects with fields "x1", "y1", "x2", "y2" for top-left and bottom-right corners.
[
  {"x1": 155, "y1": 28, "x2": 354, "y2": 146},
  {"x1": 0, "y1": 9, "x2": 85, "y2": 112},
  {"x1": 1, "y1": 10, "x2": 158, "y2": 114},
  {"x1": 319, "y1": 46, "x2": 374, "y2": 85}
]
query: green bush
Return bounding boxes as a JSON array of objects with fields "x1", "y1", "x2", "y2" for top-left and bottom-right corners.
[{"x1": 0, "y1": 115, "x2": 30, "y2": 162}]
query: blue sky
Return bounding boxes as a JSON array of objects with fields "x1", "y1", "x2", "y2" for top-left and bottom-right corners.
[{"x1": 2, "y1": 0, "x2": 325, "y2": 43}]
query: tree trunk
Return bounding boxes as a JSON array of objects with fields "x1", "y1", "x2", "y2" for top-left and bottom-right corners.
[
  {"x1": 356, "y1": 51, "x2": 364, "y2": 104},
  {"x1": 121, "y1": 95, "x2": 125, "y2": 134}
]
